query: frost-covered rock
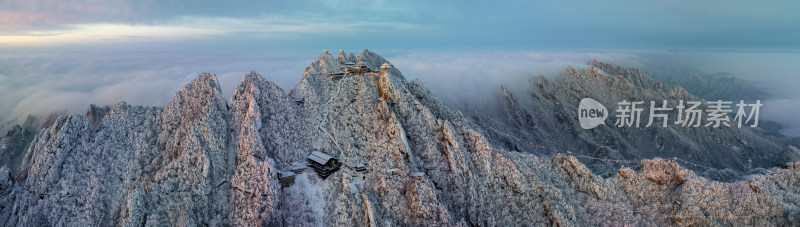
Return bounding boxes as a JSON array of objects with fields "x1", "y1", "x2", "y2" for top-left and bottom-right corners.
[
  {"x1": 0, "y1": 166, "x2": 11, "y2": 190},
  {"x1": 0, "y1": 50, "x2": 798, "y2": 226},
  {"x1": 465, "y1": 59, "x2": 797, "y2": 181}
]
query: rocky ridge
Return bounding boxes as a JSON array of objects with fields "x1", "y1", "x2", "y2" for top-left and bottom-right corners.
[
  {"x1": 0, "y1": 50, "x2": 798, "y2": 226},
  {"x1": 465, "y1": 59, "x2": 799, "y2": 181}
]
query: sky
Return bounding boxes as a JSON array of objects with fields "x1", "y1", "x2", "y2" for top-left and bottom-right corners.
[
  {"x1": 2, "y1": 0, "x2": 799, "y2": 52},
  {"x1": 1, "y1": 1, "x2": 799, "y2": 135}
]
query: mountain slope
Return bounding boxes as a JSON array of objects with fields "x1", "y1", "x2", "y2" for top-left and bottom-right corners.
[
  {"x1": 465, "y1": 59, "x2": 798, "y2": 180},
  {"x1": 0, "y1": 50, "x2": 798, "y2": 226}
]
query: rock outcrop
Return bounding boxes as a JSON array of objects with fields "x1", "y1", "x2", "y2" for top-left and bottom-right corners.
[{"x1": 0, "y1": 50, "x2": 798, "y2": 226}]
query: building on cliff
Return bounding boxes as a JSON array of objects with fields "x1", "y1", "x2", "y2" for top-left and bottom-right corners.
[
  {"x1": 277, "y1": 171, "x2": 296, "y2": 187},
  {"x1": 307, "y1": 151, "x2": 341, "y2": 179}
]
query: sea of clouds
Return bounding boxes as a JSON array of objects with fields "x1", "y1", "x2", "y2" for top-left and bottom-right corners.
[{"x1": 1, "y1": 50, "x2": 797, "y2": 136}]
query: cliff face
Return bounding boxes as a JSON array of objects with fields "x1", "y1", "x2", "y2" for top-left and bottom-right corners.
[{"x1": 0, "y1": 50, "x2": 799, "y2": 226}]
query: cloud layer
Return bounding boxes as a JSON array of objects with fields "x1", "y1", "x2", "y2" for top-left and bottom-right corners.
[
  {"x1": 386, "y1": 51, "x2": 643, "y2": 106},
  {"x1": 387, "y1": 51, "x2": 800, "y2": 136},
  {"x1": 1, "y1": 50, "x2": 798, "y2": 137},
  {"x1": 0, "y1": 51, "x2": 315, "y2": 128}
]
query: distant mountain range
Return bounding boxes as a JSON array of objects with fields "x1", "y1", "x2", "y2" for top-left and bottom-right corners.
[
  {"x1": 645, "y1": 69, "x2": 770, "y2": 102},
  {"x1": 462, "y1": 59, "x2": 799, "y2": 180}
]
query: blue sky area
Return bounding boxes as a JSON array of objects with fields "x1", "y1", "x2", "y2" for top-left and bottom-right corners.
[{"x1": 1, "y1": 0, "x2": 798, "y2": 52}]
